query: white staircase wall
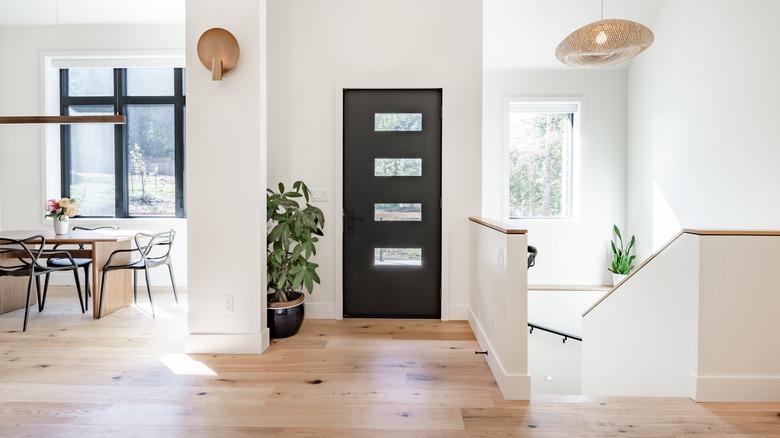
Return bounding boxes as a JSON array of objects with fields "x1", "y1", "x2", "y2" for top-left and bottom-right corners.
[
  {"x1": 583, "y1": 232, "x2": 780, "y2": 402},
  {"x1": 582, "y1": 233, "x2": 700, "y2": 397}
]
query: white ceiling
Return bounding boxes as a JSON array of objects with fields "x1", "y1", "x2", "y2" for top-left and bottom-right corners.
[
  {"x1": 484, "y1": 0, "x2": 666, "y2": 70},
  {"x1": 0, "y1": 0, "x2": 184, "y2": 26},
  {"x1": 0, "y1": 0, "x2": 665, "y2": 70}
]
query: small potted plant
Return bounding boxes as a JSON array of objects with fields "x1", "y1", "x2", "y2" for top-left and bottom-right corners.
[
  {"x1": 266, "y1": 181, "x2": 325, "y2": 338},
  {"x1": 45, "y1": 197, "x2": 78, "y2": 234},
  {"x1": 608, "y1": 224, "x2": 635, "y2": 286}
]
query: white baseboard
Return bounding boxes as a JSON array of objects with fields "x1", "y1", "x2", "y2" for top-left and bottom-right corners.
[
  {"x1": 304, "y1": 302, "x2": 335, "y2": 319},
  {"x1": 692, "y1": 375, "x2": 780, "y2": 402},
  {"x1": 447, "y1": 304, "x2": 469, "y2": 320},
  {"x1": 468, "y1": 308, "x2": 530, "y2": 400},
  {"x1": 185, "y1": 333, "x2": 267, "y2": 354}
]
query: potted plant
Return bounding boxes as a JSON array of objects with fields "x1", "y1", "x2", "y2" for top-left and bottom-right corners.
[
  {"x1": 608, "y1": 224, "x2": 635, "y2": 286},
  {"x1": 266, "y1": 181, "x2": 325, "y2": 338},
  {"x1": 45, "y1": 197, "x2": 78, "y2": 234}
]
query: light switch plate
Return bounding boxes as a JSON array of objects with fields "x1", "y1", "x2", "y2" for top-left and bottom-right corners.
[{"x1": 311, "y1": 188, "x2": 328, "y2": 202}]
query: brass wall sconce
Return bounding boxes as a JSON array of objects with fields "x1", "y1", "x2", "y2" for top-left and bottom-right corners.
[{"x1": 197, "y1": 28, "x2": 240, "y2": 81}]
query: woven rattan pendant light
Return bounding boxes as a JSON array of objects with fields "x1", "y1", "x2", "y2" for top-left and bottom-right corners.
[{"x1": 555, "y1": 1, "x2": 654, "y2": 68}]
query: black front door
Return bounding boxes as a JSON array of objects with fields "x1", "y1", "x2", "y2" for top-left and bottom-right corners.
[{"x1": 343, "y1": 89, "x2": 442, "y2": 318}]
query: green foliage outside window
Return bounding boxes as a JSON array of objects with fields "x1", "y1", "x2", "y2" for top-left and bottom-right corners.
[
  {"x1": 508, "y1": 111, "x2": 572, "y2": 219},
  {"x1": 62, "y1": 67, "x2": 184, "y2": 217}
]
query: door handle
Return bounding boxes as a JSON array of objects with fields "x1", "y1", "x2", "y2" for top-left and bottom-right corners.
[{"x1": 345, "y1": 209, "x2": 363, "y2": 236}]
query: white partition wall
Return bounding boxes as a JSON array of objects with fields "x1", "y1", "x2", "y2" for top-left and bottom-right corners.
[
  {"x1": 185, "y1": 0, "x2": 268, "y2": 354},
  {"x1": 468, "y1": 217, "x2": 529, "y2": 400}
]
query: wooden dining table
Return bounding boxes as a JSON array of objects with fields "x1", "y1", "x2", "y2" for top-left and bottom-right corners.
[{"x1": 0, "y1": 229, "x2": 137, "y2": 319}]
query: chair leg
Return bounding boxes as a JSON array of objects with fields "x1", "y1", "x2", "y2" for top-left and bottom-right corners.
[
  {"x1": 97, "y1": 270, "x2": 109, "y2": 319},
  {"x1": 23, "y1": 275, "x2": 34, "y2": 332},
  {"x1": 82, "y1": 264, "x2": 91, "y2": 311},
  {"x1": 144, "y1": 268, "x2": 155, "y2": 318},
  {"x1": 73, "y1": 269, "x2": 85, "y2": 314},
  {"x1": 167, "y1": 262, "x2": 179, "y2": 307},
  {"x1": 41, "y1": 273, "x2": 51, "y2": 312},
  {"x1": 35, "y1": 276, "x2": 43, "y2": 312}
]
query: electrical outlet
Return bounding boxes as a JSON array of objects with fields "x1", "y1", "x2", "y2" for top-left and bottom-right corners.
[
  {"x1": 497, "y1": 246, "x2": 504, "y2": 268},
  {"x1": 222, "y1": 295, "x2": 233, "y2": 313},
  {"x1": 544, "y1": 374, "x2": 554, "y2": 381}
]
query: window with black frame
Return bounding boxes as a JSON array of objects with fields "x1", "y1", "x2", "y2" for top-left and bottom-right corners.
[{"x1": 60, "y1": 67, "x2": 186, "y2": 218}]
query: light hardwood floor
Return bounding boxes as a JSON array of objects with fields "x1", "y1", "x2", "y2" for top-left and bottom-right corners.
[{"x1": 1, "y1": 287, "x2": 778, "y2": 437}]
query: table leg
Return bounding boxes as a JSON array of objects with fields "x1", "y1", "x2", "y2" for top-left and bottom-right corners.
[{"x1": 91, "y1": 239, "x2": 133, "y2": 318}]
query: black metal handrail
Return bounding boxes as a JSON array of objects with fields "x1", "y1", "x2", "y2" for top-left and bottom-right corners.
[{"x1": 528, "y1": 322, "x2": 582, "y2": 343}]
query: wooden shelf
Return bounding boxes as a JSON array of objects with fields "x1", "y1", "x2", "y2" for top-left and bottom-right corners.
[{"x1": 0, "y1": 115, "x2": 126, "y2": 125}]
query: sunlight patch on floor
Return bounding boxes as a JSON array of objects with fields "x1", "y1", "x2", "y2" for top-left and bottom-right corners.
[{"x1": 161, "y1": 353, "x2": 217, "y2": 376}]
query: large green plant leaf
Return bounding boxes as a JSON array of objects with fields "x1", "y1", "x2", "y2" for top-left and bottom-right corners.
[{"x1": 267, "y1": 180, "x2": 326, "y2": 300}]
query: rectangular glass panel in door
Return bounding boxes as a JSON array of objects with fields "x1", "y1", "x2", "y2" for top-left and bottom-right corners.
[
  {"x1": 374, "y1": 203, "x2": 422, "y2": 221},
  {"x1": 374, "y1": 158, "x2": 422, "y2": 176},
  {"x1": 374, "y1": 248, "x2": 422, "y2": 266},
  {"x1": 343, "y1": 89, "x2": 442, "y2": 318},
  {"x1": 374, "y1": 113, "x2": 422, "y2": 131}
]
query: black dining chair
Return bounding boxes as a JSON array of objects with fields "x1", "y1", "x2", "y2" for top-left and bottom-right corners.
[
  {"x1": 527, "y1": 245, "x2": 538, "y2": 269},
  {"x1": 42, "y1": 225, "x2": 119, "y2": 312},
  {"x1": 0, "y1": 235, "x2": 83, "y2": 331},
  {"x1": 97, "y1": 229, "x2": 178, "y2": 319}
]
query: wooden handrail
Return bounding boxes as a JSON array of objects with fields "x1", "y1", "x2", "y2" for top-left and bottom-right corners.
[
  {"x1": 469, "y1": 217, "x2": 527, "y2": 234},
  {"x1": 529, "y1": 284, "x2": 611, "y2": 292},
  {"x1": 582, "y1": 229, "x2": 780, "y2": 317},
  {"x1": 681, "y1": 229, "x2": 780, "y2": 236}
]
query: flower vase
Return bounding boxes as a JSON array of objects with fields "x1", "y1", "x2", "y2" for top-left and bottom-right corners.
[{"x1": 53, "y1": 217, "x2": 69, "y2": 234}]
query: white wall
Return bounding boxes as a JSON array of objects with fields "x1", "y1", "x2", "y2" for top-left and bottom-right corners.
[
  {"x1": 267, "y1": 0, "x2": 483, "y2": 320},
  {"x1": 695, "y1": 235, "x2": 780, "y2": 402},
  {"x1": 483, "y1": 70, "x2": 627, "y2": 287},
  {"x1": 627, "y1": 0, "x2": 780, "y2": 258},
  {"x1": 184, "y1": 0, "x2": 267, "y2": 353},
  {"x1": 0, "y1": 23, "x2": 188, "y2": 287}
]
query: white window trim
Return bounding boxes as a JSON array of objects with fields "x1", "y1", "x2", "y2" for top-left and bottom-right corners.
[
  {"x1": 502, "y1": 96, "x2": 583, "y2": 222},
  {"x1": 40, "y1": 51, "x2": 185, "y2": 225}
]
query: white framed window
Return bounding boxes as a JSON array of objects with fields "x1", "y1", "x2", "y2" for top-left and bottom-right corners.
[
  {"x1": 504, "y1": 100, "x2": 580, "y2": 220},
  {"x1": 42, "y1": 54, "x2": 186, "y2": 218}
]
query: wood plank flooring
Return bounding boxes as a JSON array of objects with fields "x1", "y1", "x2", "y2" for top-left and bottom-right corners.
[{"x1": 1, "y1": 287, "x2": 778, "y2": 437}]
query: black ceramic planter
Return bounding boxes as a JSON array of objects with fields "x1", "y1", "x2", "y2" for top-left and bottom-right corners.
[{"x1": 267, "y1": 292, "x2": 305, "y2": 338}]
